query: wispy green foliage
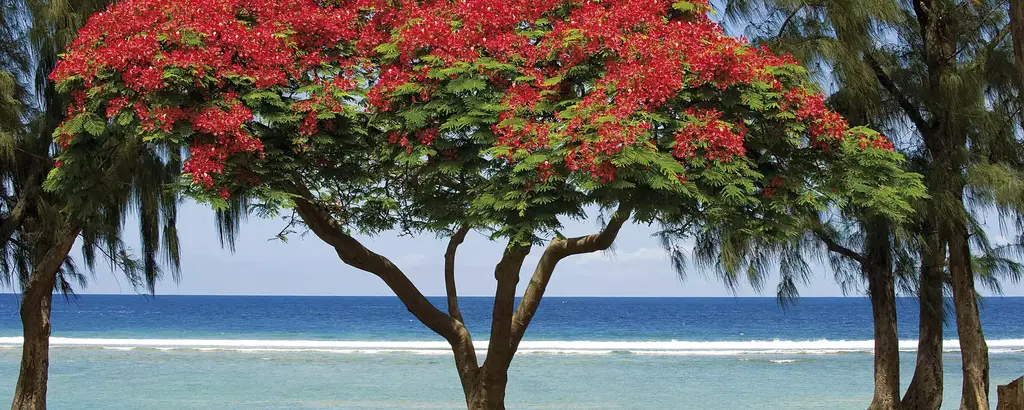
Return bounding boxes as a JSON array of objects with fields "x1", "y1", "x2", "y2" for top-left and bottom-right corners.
[
  {"x1": 0, "y1": 0, "x2": 183, "y2": 295},
  {"x1": 708, "y1": 0, "x2": 1023, "y2": 298}
]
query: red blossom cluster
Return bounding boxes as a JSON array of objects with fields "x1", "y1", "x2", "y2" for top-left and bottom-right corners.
[
  {"x1": 671, "y1": 108, "x2": 746, "y2": 162},
  {"x1": 52, "y1": 0, "x2": 370, "y2": 190},
  {"x1": 53, "y1": 0, "x2": 897, "y2": 195},
  {"x1": 763, "y1": 175, "x2": 785, "y2": 199},
  {"x1": 185, "y1": 96, "x2": 264, "y2": 187},
  {"x1": 367, "y1": 0, "x2": 893, "y2": 184},
  {"x1": 856, "y1": 132, "x2": 895, "y2": 151},
  {"x1": 783, "y1": 88, "x2": 850, "y2": 149}
]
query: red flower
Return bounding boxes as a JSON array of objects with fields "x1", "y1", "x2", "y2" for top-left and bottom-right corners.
[{"x1": 53, "y1": 0, "x2": 878, "y2": 195}]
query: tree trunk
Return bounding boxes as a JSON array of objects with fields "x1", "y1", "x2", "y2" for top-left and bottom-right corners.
[
  {"x1": 464, "y1": 366, "x2": 508, "y2": 410},
  {"x1": 11, "y1": 273, "x2": 57, "y2": 410},
  {"x1": 914, "y1": 0, "x2": 991, "y2": 404},
  {"x1": 912, "y1": 0, "x2": 989, "y2": 406},
  {"x1": 948, "y1": 222, "x2": 990, "y2": 410},
  {"x1": 11, "y1": 224, "x2": 79, "y2": 410},
  {"x1": 865, "y1": 222, "x2": 901, "y2": 410},
  {"x1": 1010, "y1": 0, "x2": 1024, "y2": 128},
  {"x1": 997, "y1": 377, "x2": 1024, "y2": 410},
  {"x1": 902, "y1": 231, "x2": 945, "y2": 410}
]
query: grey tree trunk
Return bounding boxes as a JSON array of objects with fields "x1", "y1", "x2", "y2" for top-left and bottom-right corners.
[
  {"x1": 949, "y1": 223, "x2": 990, "y2": 410},
  {"x1": 11, "y1": 224, "x2": 79, "y2": 410},
  {"x1": 865, "y1": 222, "x2": 901, "y2": 410},
  {"x1": 902, "y1": 231, "x2": 945, "y2": 410},
  {"x1": 1010, "y1": 0, "x2": 1024, "y2": 124},
  {"x1": 464, "y1": 367, "x2": 509, "y2": 410},
  {"x1": 997, "y1": 376, "x2": 1024, "y2": 410},
  {"x1": 10, "y1": 273, "x2": 56, "y2": 410},
  {"x1": 914, "y1": 0, "x2": 990, "y2": 405}
]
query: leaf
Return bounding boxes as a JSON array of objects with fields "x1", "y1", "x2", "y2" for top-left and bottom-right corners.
[
  {"x1": 542, "y1": 76, "x2": 563, "y2": 87},
  {"x1": 672, "y1": 1, "x2": 695, "y2": 12},
  {"x1": 446, "y1": 77, "x2": 488, "y2": 93},
  {"x1": 84, "y1": 119, "x2": 106, "y2": 136},
  {"x1": 117, "y1": 112, "x2": 134, "y2": 126},
  {"x1": 401, "y1": 108, "x2": 429, "y2": 128},
  {"x1": 373, "y1": 43, "x2": 400, "y2": 59}
]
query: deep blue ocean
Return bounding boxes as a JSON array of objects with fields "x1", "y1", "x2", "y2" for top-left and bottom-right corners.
[{"x1": 0, "y1": 295, "x2": 1020, "y2": 409}]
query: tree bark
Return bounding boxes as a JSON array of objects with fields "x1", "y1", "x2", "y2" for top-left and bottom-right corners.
[
  {"x1": 469, "y1": 243, "x2": 530, "y2": 410},
  {"x1": 949, "y1": 221, "x2": 990, "y2": 410},
  {"x1": 864, "y1": 221, "x2": 901, "y2": 410},
  {"x1": 445, "y1": 225, "x2": 471, "y2": 323},
  {"x1": 11, "y1": 223, "x2": 80, "y2": 410},
  {"x1": 286, "y1": 180, "x2": 503, "y2": 407},
  {"x1": 463, "y1": 370, "x2": 516, "y2": 410},
  {"x1": 902, "y1": 229, "x2": 946, "y2": 410},
  {"x1": 914, "y1": 1, "x2": 989, "y2": 407},
  {"x1": 286, "y1": 181, "x2": 461, "y2": 342},
  {"x1": 510, "y1": 205, "x2": 631, "y2": 356},
  {"x1": 442, "y1": 226, "x2": 481, "y2": 404},
  {"x1": 997, "y1": 376, "x2": 1024, "y2": 410},
  {"x1": 464, "y1": 375, "x2": 508, "y2": 410},
  {"x1": 0, "y1": 171, "x2": 41, "y2": 251},
  {"x1": 1010, "y1": 0, "x2": 1024, "y2": 128}
]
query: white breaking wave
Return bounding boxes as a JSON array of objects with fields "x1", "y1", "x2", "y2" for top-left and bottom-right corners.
[{"x1": 0, "y1": 337, "x2": 1021, "y2": 356}]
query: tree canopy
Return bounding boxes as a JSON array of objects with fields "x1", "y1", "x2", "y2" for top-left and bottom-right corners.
[{"x1": 50, "y1": 0, "x2": 921, "y2": 246}]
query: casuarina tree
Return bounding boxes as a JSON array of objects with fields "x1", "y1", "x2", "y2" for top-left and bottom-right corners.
[
  {"x1": 1, "y1": 1, "x2": 184, "y2": 409},
  {"x1": 51, "y1": 0, "x2": 922, "y2": 408},
  {"x1": 724, "y1": 0, "x2": 1024, "y2": 408}
]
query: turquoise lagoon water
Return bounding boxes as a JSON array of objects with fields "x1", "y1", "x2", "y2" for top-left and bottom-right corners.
[{"x1": 0, "y1": 296, "x2": 1020, "y2": 409}]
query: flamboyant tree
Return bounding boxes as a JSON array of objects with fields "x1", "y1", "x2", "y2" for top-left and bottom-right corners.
[{"x1": 51, "y1": 0, "x2": 921, "y2": 408}]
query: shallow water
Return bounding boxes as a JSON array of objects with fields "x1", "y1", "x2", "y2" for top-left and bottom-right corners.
[
  {"x1": 0, "y1": 348, "x2": 1019, "y2": 409},
  {"x1": 0, "y1": 296, "x2": 1019, "y2": 409}
]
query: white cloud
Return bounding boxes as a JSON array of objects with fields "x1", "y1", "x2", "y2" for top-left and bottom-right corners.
[{"x1": 574, "y1": 247, "x2": 666, "y2": 266}]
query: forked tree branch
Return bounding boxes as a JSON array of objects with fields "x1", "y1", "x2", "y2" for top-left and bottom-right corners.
[
  {"x1": 508, "y1": 204, "x2": 632, "y2": 356},
  {"x1": 441, "y1": 224, "x2": 478, "y2": 390},
  {"x1": 284, "y1": 179, "x2": 460, "y2": 343},
  {"x1": 444, "y1": 224, "x2": 471, "y2": 323},
  {"x1": 482, "y1": 241, "x2": 531, "y2": 375}
]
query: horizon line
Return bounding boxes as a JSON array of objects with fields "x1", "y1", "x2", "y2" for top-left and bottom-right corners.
[{"x1": 2, "y1": 293, "x2": 1021, "y2": 298}]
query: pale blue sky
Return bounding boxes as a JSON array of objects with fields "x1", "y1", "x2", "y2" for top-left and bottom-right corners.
[{"x1": 72, "y1": 200, "x2": 1024, "y2": 297}]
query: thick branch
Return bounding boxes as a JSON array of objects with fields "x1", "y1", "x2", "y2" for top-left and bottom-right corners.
[
  {"x1": 1013, "y1": 0, "x2": 1024, "y2": 87},
  {"x1": 22, "y1": 219, "x2": 82, "y2": 301},
  {"x1": 0, "y1": 171, "x2": 41, "y2": 250},
  {"x1": 809, "y1": 217, "x2": 866, "y2": 264},
  {"x1": 864, "y1": 53, "x2": 933, "y2": 134},
  {"x1": 482, "y1": 241, "x2": 531, "y2": 374},
  {"x1": 1013, "y1": 0, "x2": 1024, "y2": 131},
  {"x1": 509, "y1": 205, "x2": 632, "y2": 356},
  {"x1": 284, "y1": 180, "x2": 459, "y2": 342},
  {"x1": 441, "y1": 226, "x2": 477, "y2": 390},
  {"x1": 444, "y1": 224, "x2": 471, "y2": 322}
]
